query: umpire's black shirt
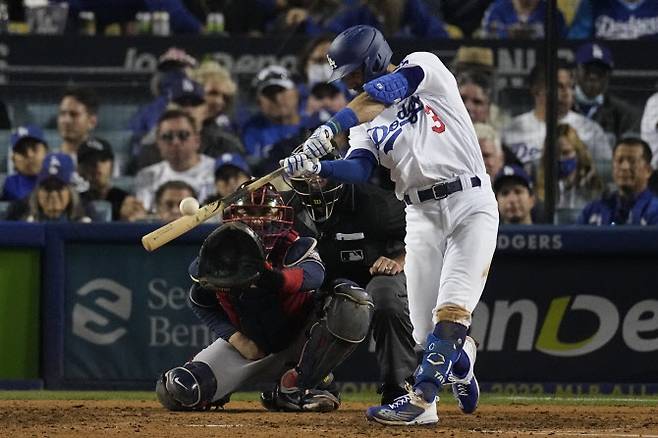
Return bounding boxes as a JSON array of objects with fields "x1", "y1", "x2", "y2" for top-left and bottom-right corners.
[{"x1": 287, "y1": 184, "x2": 406, "y2": 288}]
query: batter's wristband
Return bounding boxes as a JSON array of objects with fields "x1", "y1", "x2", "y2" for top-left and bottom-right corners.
[{"x1": 326, "y1": 107, "x2": 359, "y2": 135}]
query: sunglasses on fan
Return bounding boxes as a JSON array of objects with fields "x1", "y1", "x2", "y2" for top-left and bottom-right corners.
[{"x1": 159, "y1": 130, "x2": 192, "y2": 143}]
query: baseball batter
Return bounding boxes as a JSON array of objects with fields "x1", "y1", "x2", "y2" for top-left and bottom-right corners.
[{"x1": 282, "y1": 25, "x2": 499, "y2": 425}]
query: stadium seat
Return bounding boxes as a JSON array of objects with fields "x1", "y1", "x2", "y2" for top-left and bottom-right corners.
[
  {"x1": 555, "y1": 207, "x2": 582, "y2": 225},
  {"x1": 594, "y1": 159, "x2": 612, "y2": 185},
  {"x1": 95, "y1": 129, "x2": 132, "y2": 154},
  {"x1": 26, "y1": 103, "x2": 58, "y2": 129},
  {"x1": 0, "y1": 129, "x2": 10, "y2": 173},
  {"x1": 98, "y1": 104, "x2": 139, "y2": 130},
  {"x1": 112, "y1": 175, "x2": 135, "y2": 193},
  {"x1": 42, "y1": 129, "x2": 61, "y2": 149},
  {"x1": 0, "y1": 201, "x2": 9, "y2": 220},
  {"x1": 88, "y1": 200, "x2": 112, "y2": 222}
]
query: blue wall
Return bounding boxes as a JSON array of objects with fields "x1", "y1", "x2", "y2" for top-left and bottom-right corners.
[{"x1": 2, "y1": 222, "x2": 658, "y2": 393}]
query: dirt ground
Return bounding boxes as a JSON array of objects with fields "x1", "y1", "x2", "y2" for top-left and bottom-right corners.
[{"x1": 1, "y1": 400, "x2": 658, "y2": 438}]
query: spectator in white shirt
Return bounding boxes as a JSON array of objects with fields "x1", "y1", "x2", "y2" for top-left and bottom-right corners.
[
  {"x1": 502, "y1": 63, "x2": 611, "y2": 178},
  {"x1": 135, "y1": 109, "x2": 215, "y2": 212},
  {"x1": 641, "y1": 92, "x2": 658, "y2": 168}
]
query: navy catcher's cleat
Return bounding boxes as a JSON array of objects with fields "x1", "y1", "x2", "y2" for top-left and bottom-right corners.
[
  {"x1": 301, "y1": 389, "x2": 340, "y2": 412},
  {"x1": 260, "y1": 386, "x2": 339, "y2": 412},
  {"x1": 366, "y1": 388, "x2": 438, "y2": 426},
  {"x1": 259, "y1": 389, "x2": 279, "y2": 411},
  {"x1": 450, "y1": 336, "x2": 479, "y2": 414}
]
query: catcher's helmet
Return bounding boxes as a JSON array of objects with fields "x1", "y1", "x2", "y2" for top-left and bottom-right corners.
[
  {"x1": 288, "y1": 146, "x2": 344, "y2": 223},
  {"x1": 327, "y1": 25, "x2": 392, "y2": 83},
  {"x1": 223, "y1": 182, "x2": 294, "y2": 253}
]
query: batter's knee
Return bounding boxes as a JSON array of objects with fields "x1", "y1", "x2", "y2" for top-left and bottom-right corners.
[
  {"x1": 434, "y1": 304, "x2": 471, "y2": 328},
  {"x1": 156, "y1": 361, "x2": 217, "y2": 411},
  {"x1": 366, "y1": 276, "x2": 407, "y2": 317}
]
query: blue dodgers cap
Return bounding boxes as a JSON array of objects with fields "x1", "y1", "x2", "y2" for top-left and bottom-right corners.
[
  {"x1": 214, "y1": 153, "x2": 251, "y2": 177},
  {"x1": 575, "y1": 43, "x2": 614, "y2": 69},
  {"x1": 37, "y1": 153, "x2": 75, "y2": 185},
  {"x1": 170, "y1": 77, "x2": 205, "y2": 106},
  {"x1": 10, "y1": 125, "x2": 47, "y2": 149},
  {"x1": 493, "y1": 165, "x2": 533, "y2": 193}
]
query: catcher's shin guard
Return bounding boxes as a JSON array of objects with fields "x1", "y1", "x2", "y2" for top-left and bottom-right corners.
[
  {"x1": 297, "y1": 280, "x2": 374, "y2": 389},
  {"x1": 156, "y1": 361, "x2": 217, "y2": 410}
]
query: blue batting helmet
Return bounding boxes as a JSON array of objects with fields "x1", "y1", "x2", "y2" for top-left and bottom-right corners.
[{"x1": 326, "y1": 25, "x2": 392, "y2": 83}]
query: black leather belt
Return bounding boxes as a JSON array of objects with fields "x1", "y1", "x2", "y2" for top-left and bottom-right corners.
[{"x1": 404, "y1": 176, "x2": 481, "y2": 205}]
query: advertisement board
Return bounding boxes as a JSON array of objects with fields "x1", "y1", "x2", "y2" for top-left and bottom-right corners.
[
  {"x1": 45, "y1": 226, "x2": 658, "y2": 393},
  {"x1": 0, "y1": 248, "x2": 40, "y2": 379}
]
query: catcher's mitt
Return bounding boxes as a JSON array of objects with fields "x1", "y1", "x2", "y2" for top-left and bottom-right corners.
[{"x1": 197, "y1": 222, "x2": 266, "y2": 288}]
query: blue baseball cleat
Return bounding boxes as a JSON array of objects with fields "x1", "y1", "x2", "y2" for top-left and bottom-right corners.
[
  {"x1": 366, "y1": 387, "x2": 438, "y2": 426},
  {"x1": 450, "y1": 336, "x2": 479, "y2": 414}
]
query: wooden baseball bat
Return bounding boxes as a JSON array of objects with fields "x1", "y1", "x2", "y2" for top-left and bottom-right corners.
[{"x1": 141, "y1": 166, "x2": 286, "y2": 252}]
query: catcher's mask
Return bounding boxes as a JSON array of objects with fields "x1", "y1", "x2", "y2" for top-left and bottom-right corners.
[
  {"x1": 197, "y1": 221, "x2": 266, "y2": 289},
  {"x1": 287, "y1": 145, "x2": 344, "y2": 223},
  {"x1": 222, "y1": 182, "x2": 294, "y2": 253}
]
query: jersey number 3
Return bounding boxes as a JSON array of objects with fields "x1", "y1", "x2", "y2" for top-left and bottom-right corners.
[{"x1": 424, "y1": 104, "x2": 446, "y2": 134}]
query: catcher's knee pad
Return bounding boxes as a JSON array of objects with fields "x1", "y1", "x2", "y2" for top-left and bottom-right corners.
[
  {"x1": 326, "y1": 279, "x2": 374, "y2": 342},
  {"x1": 157, "y1": 361, "x2": 217, "y2": 410},
  {"x1": 297, "y1": 280, "x2": 374, "y2": 389}
]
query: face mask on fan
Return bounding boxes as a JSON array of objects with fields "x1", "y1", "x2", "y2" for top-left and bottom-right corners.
[
  {"x1": 558, "y1": 157, "x2": 578, "y2": 178},
  {"x1": 307, "y1": 63, "x2": 333, "y2": 86}
]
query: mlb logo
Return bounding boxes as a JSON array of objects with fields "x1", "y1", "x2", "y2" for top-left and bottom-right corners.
[{"x1": 340, "y1": 250, "x2": 364, "y2": 262}]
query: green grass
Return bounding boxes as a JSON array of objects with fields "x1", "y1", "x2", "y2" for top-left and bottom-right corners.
[{"x1": 1, "y1": 391, "x2": 658, "y2": 406}]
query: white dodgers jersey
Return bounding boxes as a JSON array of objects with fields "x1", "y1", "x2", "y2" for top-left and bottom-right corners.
[{"x1": 347, "y1": 52, "x2": 486, "y2": 200}]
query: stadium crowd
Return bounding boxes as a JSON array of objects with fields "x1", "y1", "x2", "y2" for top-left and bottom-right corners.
[{"x1": 2, "y1": 0, "x2": 658, "y2": 225}]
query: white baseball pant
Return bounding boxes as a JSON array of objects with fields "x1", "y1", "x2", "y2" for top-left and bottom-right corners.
[{"x1": 403, "y1": 174, "x2": 499, "y2": 345}]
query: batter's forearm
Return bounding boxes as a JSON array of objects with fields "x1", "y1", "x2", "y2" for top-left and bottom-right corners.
[{"x1": 348, "y1": 92, "x2": 387, "y2": 124}]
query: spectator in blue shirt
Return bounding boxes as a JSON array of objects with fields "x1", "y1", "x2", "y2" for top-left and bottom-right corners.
[
  {"x1": 1, "y1": 126, "x2": 48, "y2": 201},
  {"x1": 242, "y1": 66, "x2": 304, "y2": 167},
  {"x1": 481, "y1": 0, "x2": 566, "y2": 39},
  {"x1": 325, "y1": 0, "x2": 449, "y2": 38},
  {"x1": 578, "y1": 137, "x2": 658, "y2": 226},
  {"x1": 568, "y1": 0, "x2": 658, "y2": 40}
]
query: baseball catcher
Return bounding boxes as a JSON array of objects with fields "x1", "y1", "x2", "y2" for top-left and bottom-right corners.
[{"x1": 155, "y1": 182, "x2": 374, "y2": 412}]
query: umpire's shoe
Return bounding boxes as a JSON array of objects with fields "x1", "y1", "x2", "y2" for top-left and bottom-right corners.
[
  {"x1": 450, "y1": 336, "x2": 479, "y2": 414},
  {"x1": 366, "y1": 386, "x2": 438, "y2": 426}
]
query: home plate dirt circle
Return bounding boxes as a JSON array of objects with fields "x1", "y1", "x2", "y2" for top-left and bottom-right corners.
[{"x1": 1, "y1": 400, "x2": 658, "y2": 437}]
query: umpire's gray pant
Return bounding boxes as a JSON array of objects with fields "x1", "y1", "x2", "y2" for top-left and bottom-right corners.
[{"x1": 367, "y1": 273, "x2": 417, "y2": 385}]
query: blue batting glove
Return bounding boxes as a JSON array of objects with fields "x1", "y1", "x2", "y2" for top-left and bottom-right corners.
[
  {"x1": 302, "y1": 125, "x2": 334, "y2": 159},
  {"x1": 280, "y1": 153, "x2": 321, "y2": 178}
]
